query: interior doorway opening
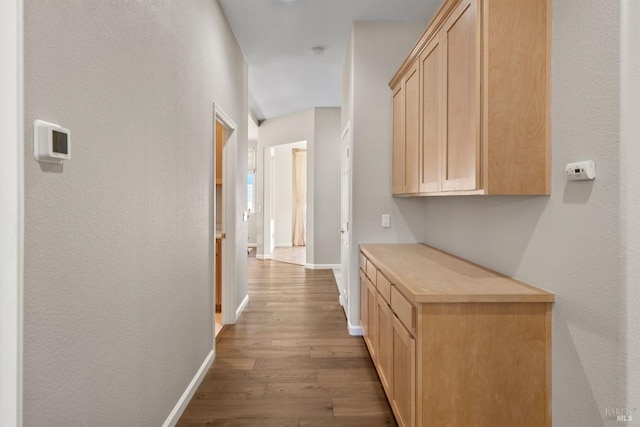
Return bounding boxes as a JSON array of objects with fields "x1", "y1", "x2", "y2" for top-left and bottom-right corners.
[
  {"x1": 214, "y1": 120, "x2": 226, "y2": 339},
  {"x1": 264, "y1": 141, "x2": 307, "y2": 266}
]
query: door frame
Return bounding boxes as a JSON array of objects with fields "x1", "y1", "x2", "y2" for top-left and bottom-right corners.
[
  {"x1": 340, "y1": 122, "x2": 360, "y2": 335},
  {"x1": 340, "y1": 122, "x2": 351, "y2": 311},
  {"x1": 213, "y1": 104, "x2": 239, "y2": 327},
  {"x1": 1, "y1": 0, "x2": 23, "y2": 424}
]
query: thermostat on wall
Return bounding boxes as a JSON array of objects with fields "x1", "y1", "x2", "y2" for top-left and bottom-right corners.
[{"x1": 34, "y1": 120, "x2": 71, "y2": 163}]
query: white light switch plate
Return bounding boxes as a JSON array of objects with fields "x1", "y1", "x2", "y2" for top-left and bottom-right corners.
[{"x1": 382, "y1": 214, "x2": 390, "y2": 228}]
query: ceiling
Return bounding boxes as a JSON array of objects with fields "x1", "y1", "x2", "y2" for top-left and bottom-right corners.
[{"x1": 218, "y1": 0, "x2": 441, "y2": 121}]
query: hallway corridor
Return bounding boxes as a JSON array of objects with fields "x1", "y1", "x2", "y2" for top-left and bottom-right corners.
[{"x1": 178, "y1": 258, "x2": 395, "y2": 426}]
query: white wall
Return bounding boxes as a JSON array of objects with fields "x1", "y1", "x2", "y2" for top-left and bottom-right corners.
[
  {"x1": 22, "y1": 1, "x2": 247, "y2": 425},
  {"x1": 342, "y1": 22, "x2": 426, "y2": 330},
  {"x1": 418, "y1": 1, "x2": 636, "y2": 424},
  {"x1": 0, "y1": 1, "x2": 23, "y2": 425},
  {"x1": 257, "y1": 107, "x2": 341, "y2": 266}
]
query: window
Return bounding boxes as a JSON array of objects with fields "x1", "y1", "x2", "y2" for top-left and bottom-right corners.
[{"x1": 247, "y1": 172, "x2": 255, "y2": 213}]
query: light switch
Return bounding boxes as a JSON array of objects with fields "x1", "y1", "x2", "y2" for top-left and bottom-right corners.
[{"x1": 382, "y1": 214, "x2": 391, "y2": 228}]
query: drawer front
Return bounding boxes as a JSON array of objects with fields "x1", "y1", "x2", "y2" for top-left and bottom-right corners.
[
  {"x1": 366, "y1": 259, "x2": 378, "y2": 286},
  {"x1": 360, "y1": 252, "x2": 367, "y2": 273},
  {"x1": 391, "y1": 286, "x2": 415, "y2": 335},
  {"x1": 377, "y1": 271, "x2": 392, "y2": 304}
]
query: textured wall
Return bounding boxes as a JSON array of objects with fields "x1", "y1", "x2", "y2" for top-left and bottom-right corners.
[
  {"x1": 421, "y1": 1, "x2": 632, "y2": 424},
  {"x1": 23, "y1": 0, "x2": 247, "y2": 425},
  {"x1": 313, "y1": 108, "x2": 342, "y2": 265},
  {"x1": 344, "y1": 22, "x2": 426, "y2": 329}
]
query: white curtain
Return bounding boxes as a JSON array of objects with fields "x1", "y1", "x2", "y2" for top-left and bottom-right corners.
[{"x1": 292, "y1": 149, "x2": 307, "y2": 246}]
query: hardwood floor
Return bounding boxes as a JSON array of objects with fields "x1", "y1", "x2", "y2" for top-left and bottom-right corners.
[
  {"x1": 271, "y1": 246, "x2": 306, "y2": 266},
  {"x1": 178, "y1": 258, "x2": 396, "y2": 426}
]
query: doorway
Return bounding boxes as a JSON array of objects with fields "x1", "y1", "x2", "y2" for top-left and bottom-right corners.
[
  {"x1": 214, "y1": 120, "x2": 225, "y2": 338},
  {"x1": 264, "y1": 141, "x2": 307, "y2": 266},
  {"x1": 212, "y1": 104, "x2": 242, "y2": 339}
]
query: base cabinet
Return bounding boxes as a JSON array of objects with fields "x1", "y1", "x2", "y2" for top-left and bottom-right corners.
[
  {"x1": 361, "y1": 254, "x2": 416, "y2": 427},
  {"x1": 360, "y1": 245, "x2": 553, "y2": 427}
]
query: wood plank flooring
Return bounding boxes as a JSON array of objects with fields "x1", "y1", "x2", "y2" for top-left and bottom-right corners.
[
  {"x1": 178, "y1": 258, "x2": 396, "y2": 426},
  {"x1": 270, "y1": 246, "x2": 306, "y2": 266}
]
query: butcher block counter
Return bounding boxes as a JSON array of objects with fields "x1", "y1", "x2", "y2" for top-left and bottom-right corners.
[
  {"x1": 360, "y1": 243, "x2": 554, "y2": 304},
  {"x1": 359, "y1": 243, "x2": 553, "y2": 427}
]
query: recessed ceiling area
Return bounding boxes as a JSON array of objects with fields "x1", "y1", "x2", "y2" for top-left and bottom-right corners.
[{"x1": 219, "y1": 0, "x2": 441, "y2": 121}]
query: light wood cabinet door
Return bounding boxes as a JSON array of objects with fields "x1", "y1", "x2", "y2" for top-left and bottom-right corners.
[
  {"x1": 419, "y1": 36, "x2": 442, "y2": 193},
  {"x1": 441, "y1": 0, "x2": 480, "y2": 192},
  {"x1": 365, "y1": 276, "x2": 378, "y2": 363},
  {"x1": 359, "y1": 270, "x2": 368, "y2": 340},
  {"x1": 392, "y1": 315, "x2": 416, "y2": 427},
  {"x1": 403, "y1": 62, "x2": 420, "y2": 194},
  {"x1": 392, "y1": 85, "x2": 404, "y2": 194},
  {"x1": 376, "y1": 296, "x2": 393, "y2": 397}
]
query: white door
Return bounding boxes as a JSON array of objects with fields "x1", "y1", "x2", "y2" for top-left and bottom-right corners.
[{"x1": 340, "y1": 123, "x2": 351, "y2": 310}]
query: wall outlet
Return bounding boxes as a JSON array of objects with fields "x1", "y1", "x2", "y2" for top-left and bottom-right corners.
[{"x1": 382, "y1": 214, "x2": 391, "y2": 228}]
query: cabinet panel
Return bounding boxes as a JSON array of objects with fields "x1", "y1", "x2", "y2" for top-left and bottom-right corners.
[
  {"x1": 376, "y1": 296, "x2": 394, "y2": 397},
  {"x1": 376, "y1": 271, "x2": 392, "y2": 304},
  {"x1": 442, "y1": 0, "x2": 480, "y2": 192},
  {"x1": 360, "y1": 253, "x2": 367, "y2": 273},
  {"x1": 360, "y1": 270, "x2": 369, "y2": 339},
  {"x1": 392, "y1": 85, "x2": 404, "y2": 194},
  {"x1": 391, "y1": 286, "x2": 415, "y2": 334},
  {"x1": 365, "y1": 276, "x2": 378, "y2": 363},
  {"x1": 403, "y1": 62, "x2": 420, "y2": 194},
  {"x1": 366, "y1": 260, "x2": 377, "y2": 285},
  {"x1": 392, "y1": 315, "x2": 416, "y2": 427},
  {"x1": 419, "y1": 37, "x2": 442, "y2": 193}
]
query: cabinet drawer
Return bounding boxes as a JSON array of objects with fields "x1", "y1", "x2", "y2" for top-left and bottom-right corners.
[
  {"x1": 377, "y1": 271, "x2": 392, "y2": 304},
  {"x1": 366, "y1": 260, "x2": 378, "y2": 285},
  {"x1": 360, "y1": 252, "x2": 367, "y2": 273},
  {"x1": 391, "y1": 286, "x2": 415, "y2": 335}
]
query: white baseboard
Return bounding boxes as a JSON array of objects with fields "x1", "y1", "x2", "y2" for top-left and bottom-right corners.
[
  {"x1": 275, "y1": 243, "x2": 293, "y2": 247},
  {"x1": 256, "y1": 253, "x2": 272, "y2": 260},
  {"x1": 235, "y1": 294, "x2": 249, "y2": 321},
  {"x1": 162, "y1": 349, "x2": 214, "y2": 427},
  {"x1": 348, "y1": 322, "x2": 363, "y2": 336},
  {"x1": 305, "y1": 263, "x2": 341, "y2": 270}
]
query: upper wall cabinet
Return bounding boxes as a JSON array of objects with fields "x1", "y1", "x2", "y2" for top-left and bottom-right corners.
[{"x1": 390, "y1": 0, "x2": 551, "y2": 196}]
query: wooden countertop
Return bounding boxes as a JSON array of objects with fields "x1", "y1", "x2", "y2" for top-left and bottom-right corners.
[{"x1": 360, "y1": 244, "x2": 554, "y2": 304}]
